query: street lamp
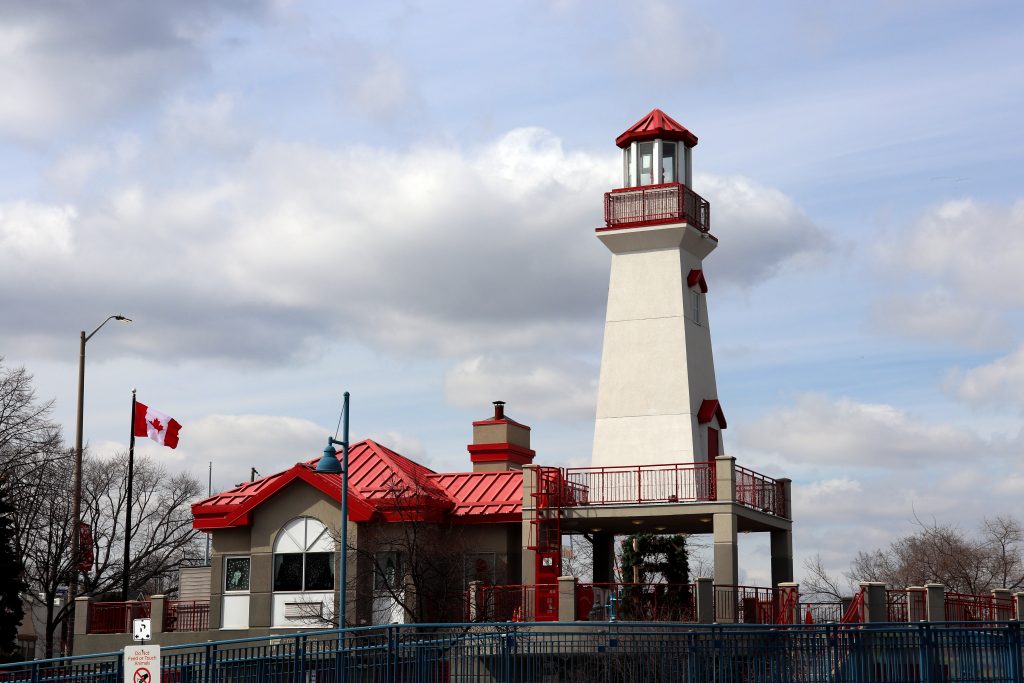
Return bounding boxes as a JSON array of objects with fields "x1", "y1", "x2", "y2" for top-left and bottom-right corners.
[
  {"x1": 68, "y1": 314, "x2": 131, "y2": 655},
  {"x1": 316, "y1": 391, "x2": 350, "y2": 630}
]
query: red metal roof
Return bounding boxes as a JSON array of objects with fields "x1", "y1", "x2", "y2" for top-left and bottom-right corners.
[
  {"x1": 615, "y1": 109, "x2": 698, "y2": 149},
  {"x1": 430, "y1": 471, "x2": 523, "y2": 521},
  {"x1": 192, "y1": 438, "x2": 523, "y2": 529}
]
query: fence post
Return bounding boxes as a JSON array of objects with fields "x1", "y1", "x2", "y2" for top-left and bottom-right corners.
[
  {"x1": 993, "y1": 589, "x2": 1013, "y2": 621},
  {"x1": 776, "y1": 583, "x2": 800, "y2": 624},
  {"x1": 861, "y1": 582, "x2": 887, "y2": 623},
  {"x1": 74, "y1": 596, "x2": 90, "y2": 636},
  {"x1": 695, "y1": 578, "x2": 714, "y2": 624},
  {"x1": 925, "y1": 584, "x2": 945, "y2": 622},
  {"x1": 150, "y1": 595, "x2": 165, "y2": 635},
  {"x1": 558, "y1": 576, "x2": 577, "y2": 622},
  {"x1": 907, "y1": 587, "x2": 926, "y2": 622},
  {"x1": 1007, "y1": 620, "x2": 1022, "y2": 683},
  {"x1": 918, "y1": 622, "x2": 934, "y2": 683}
]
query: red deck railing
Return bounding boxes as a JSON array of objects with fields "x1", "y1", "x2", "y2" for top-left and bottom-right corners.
[
  {"x1": 800, "y1": 601, "x2": 846, "y2": 624},
  {"x1": 87, "y1": 601, "x2": 151, "y2": 634},
  {"x1": 163, "y1": 600, "x2": 210, "y2": 632},
  {"x1": 945, "y1": 591, "x2": 1014, "y2": 622},
  {"x1": 735, "y1": 466, "x2": 786, "y2": 517},
  {"x1": 603, "y1": 183, "x2": 711, "y2": 232},
  {"x1": 563, "y1": 462, "x2": 716, "y2": 506},
  {"x1": 842, "y1": 589, "x2": 865, "y2": 624},
  {"x1": 579, "y1": 583, "x2": 695, "y2": 622},
  {"x1": 474, "y1": 584, "x2": 558, "y2": 622}
]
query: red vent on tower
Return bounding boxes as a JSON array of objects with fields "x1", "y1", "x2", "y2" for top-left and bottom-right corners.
[{"x1": 615, "y1": 108, "x2": 699, "y2": 149}]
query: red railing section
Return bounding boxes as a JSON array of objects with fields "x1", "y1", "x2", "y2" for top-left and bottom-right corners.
[
  {"x1": 735, "y1": 466, "x2": 786, "y2": 517},
  {"x1": 579, "y1": 583, "x2": 695, "y2": 622},
  {"x1": 945, "y1": 591, "x2": 1014, "y2": 622},
  {"x1": 87, "y1": 601, "x2": 151, "y2": 634},
  {"x1": 887, "y1": 589, "x2": 925, "y2": 622},
  {"x1": 603, "y1": 183, "x2": 711, "y2": 232},
  {"x1": 163, "y1": 600, "x2": 210, "y2": 632},
  {"x1": 713, "y1": 585, "x2": 780, "y2": 624},
  {"x1": 474, "y1": 584, "x2": 558, "y2": 622},
  {"x1": 800, "y1": 601, "x2": 846, "y2": 624},
  {"x1": 563, "y1": 462, "x2": 716, "y2": 506},
  {"x1": 841, "y1": 589, "x2": 865, "y2": 624}
]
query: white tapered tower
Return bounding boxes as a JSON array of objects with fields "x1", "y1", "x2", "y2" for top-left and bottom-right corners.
[{"x1": 592, "y1": 109, "x2": 725, "y2": 467}]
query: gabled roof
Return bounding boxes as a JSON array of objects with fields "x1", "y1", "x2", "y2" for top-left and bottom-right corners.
[
  {"x1": 615, "y1": 108, "x2": 699, "y2": 149},
  {"x1": 192, "y1": 438, "x2": 523, "y2": 530},
  {"x1": 697, "y1": 399, "x2": 727, "y2": 429}
]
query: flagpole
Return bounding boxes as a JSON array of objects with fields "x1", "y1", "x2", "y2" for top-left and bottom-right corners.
[{"x1": 123, "y1": 389, "x2": 137, "y2": 602}]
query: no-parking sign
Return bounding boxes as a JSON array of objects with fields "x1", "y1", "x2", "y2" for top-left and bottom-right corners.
[{"x1": 124, "y1": 644, "x2": 160, "y2": 683}]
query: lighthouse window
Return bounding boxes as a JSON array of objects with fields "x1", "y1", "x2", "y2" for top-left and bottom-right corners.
[
  {"x1": 638, "y1": 142, "x2": 654, "y2": 185},
  {"x1": 662, "y1": 142, "x2": 677, "y2": 183},
  {"x1": 623, "y1": 148, "x2": 632, "y2": 186},
  {"x1": 691, "y1": 290, "x2": 702, "y2": 325}
]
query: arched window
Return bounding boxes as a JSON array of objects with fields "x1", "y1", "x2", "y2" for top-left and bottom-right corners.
[{"x1": 273, "y1": 517, "x2": 335, "y2": 592}]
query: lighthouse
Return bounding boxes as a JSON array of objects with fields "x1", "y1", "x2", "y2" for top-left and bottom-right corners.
[{"x1": 592, "y1": 109, "x2": 724, "y2": 467}]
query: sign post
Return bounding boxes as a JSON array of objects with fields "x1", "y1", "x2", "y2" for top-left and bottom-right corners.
[{"x1": 124, "y1": 644, "x2": 160, "y2": 683}]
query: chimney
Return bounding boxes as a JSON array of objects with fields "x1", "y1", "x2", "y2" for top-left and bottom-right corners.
[{"x1": 468, "y1": 401, "x2": 535, "y2": 472}]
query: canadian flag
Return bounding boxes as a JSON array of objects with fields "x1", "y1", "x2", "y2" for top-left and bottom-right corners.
[{"x1": 133, "y1": 401, "x2": 182, "y2": 449}]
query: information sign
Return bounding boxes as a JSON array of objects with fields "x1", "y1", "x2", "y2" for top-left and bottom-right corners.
[{"x1": 124, "y1": 644, "x2": 160, "y2": 683}]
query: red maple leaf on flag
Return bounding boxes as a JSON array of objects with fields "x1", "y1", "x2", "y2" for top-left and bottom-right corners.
[{"x1": 149, "y1": 417, "x2": 164, "y2": 432}]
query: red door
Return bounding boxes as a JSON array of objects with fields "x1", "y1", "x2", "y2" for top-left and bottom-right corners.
[{"x1": 707, "y1": 427, "x2": 719, "y2": 459}]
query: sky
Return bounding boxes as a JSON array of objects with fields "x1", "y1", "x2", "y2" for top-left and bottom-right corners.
[{"x1": 2, "y1": 0, "x2": 1024, "y2": 588}]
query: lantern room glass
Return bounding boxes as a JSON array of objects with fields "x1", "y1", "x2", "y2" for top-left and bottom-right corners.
[{"x1": 661, "y1": 142, "x2": 677, "y2": 183}]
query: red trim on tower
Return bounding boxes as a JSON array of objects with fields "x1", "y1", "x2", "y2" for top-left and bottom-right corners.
[
  {"x1": 468, "y1": 442, "x2": 536, "y2": 466},
  {"x1": 615, "y1": 109, "x2": 699, "y2": 149},
  {"x1": 697, "y1": 399, "x2": 727, "y2": 429},
  {"x1": 687, "y1": 269, "x2": 708, "y2": 293}
]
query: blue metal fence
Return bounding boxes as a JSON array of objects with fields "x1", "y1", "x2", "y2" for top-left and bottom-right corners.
[{"x1": 2, "y1": 621, "x2": 1022, "y2": 682}]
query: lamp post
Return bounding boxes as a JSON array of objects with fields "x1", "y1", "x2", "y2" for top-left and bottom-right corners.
[
  {"x1": 68, "y1": 314, "x2": 131, "y2": 655},
  {"x1": 316, "y1": 392, "x2": 350, "y2": 630}
]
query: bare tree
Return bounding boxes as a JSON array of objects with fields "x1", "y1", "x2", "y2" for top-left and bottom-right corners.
[{"x1": 801, "y1": 554, "x2": 854, "y2": 601}]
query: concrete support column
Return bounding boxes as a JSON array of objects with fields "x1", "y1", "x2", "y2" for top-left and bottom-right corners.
[
  {"x1": 695, "y1": 577, "x2": 714, "y2": 624},
  {"x1": 770, "y1": 529, "x2": 794, "y2": 586},
  {"x1": 778, "y1": 478, "x2": 793, "y2": 519},
  {"x1": 777, "y1": 582, "x2": 800, "y2": 625},
  {"x1": 861, "y1": 582, "x2": 887, "y2": 623},
  {"x1": 558, "y1": 576, "x2": 578, "y2": 622},
  {"x1": 907, "y1": 587, "x2": 927, "y2": 622},
  {"x1": 74, "y1": 597, "x2": 90, "y2": 636},
  {"x1": 591, "y1": 533, "x2": 615, "y2": 584},
  {"x1": 992, "y1": 589, "x2": 1013, "y2": 621},
  {"x1": 1013, "y1": 592, "x2": 1024, "y2": 621},
  {"x1": 714, "y1": 455, "x2": 735, "y2": 503},
  {"x1": 925, "y1": 583, "x2": 945, "y2": 622},
  {"x1": 150, "y1": 595, "x2": 165, "y2": 635},
  {"x1": 521, "y1": 464, "x2": 538, "y2": 586},
  {"x1": 713, "y1": 512, "x2": 738, "y2": 588}
]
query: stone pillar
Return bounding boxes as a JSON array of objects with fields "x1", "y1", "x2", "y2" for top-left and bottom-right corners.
[
  {"x1": 992, "y1": 589, "x2": 1013, "y2": 621},
  {"x1": 558, "y1": 576, "x2": 577, "y2": 622},
  {"x1": 770, "y1": 529, "x2": 794, "y2": 585},
  {"x1": 1014, "y1": 592, "x2": 1024, "y2": 621},
  {"x1": 150, "y1": 595, "x2": 165, "y2": 635},
  {"x1": 861, "y1": 582, "x2": 887, "y2": 623},
  {"x1": 777, "y1": 583, "x2": 800, "y2": 625},
  {"x1": 907, "y1": 587, "x2": 926, "y2": 622},
  {"x1": 521, "y1": 464, "x2": 538, "y2": 586},
  {"x1": 713, "y1": 513, "x2": 738, "y2": 587},
  {"x1": 74, "y1": 597, "x2": 90, "y2": 636},
  {"x1": 591, "y1": 533, "x2": 615, "y2": 584},
  {"x1": 714, "y1": 455, "x2": 735, "y2": 503},
  {"x1": 695, "y1": 577, "x2": 714, "y2": 624},
  {"x1": 925, "y1": 583, "x2": 945, "y2": 622}
]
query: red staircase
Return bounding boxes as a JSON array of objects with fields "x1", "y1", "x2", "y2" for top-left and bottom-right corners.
[{"x1": 527, "y1": 466, "x2": 564, "y2": 621}]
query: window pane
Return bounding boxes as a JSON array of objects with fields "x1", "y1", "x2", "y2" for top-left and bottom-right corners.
[
  {"x1": 225, "y1": 557, "x2": 251, "y2": 592},
  {"x1": 274, "y1": 554, "x2": 303, "y2": 591},
  {"x1": 374, "y1": 552, "x2": 401, "y2": 591},
  {"x1": 304, "y1": 553, "x2": 335, "y2": 591},
  {"x1": 662, "y1": 142, "x2": 676, "y2": 183},
  {"x1": 638, "y1": 142, "x2": 654, "y2": 185},
  {"x1": 623, "y1": 148, "x2": 631, "y2": 186}
]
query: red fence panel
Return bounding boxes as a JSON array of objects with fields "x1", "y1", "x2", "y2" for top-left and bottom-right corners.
[
  {"x1": 87, "y1": 601, "x2": 151, "y2": 634},
  {"x1": 713, "y1": 585, "x2": 780, "y2": 624},
  {"x1": 734, "y1": 466, "x2": 786, "y2": 517},
  {"x1": 579, "y1": 583, "x2": 696, "y2": 622},
  {"x1": 163, "y1": 600, "x2": 210, "y2": 632}
]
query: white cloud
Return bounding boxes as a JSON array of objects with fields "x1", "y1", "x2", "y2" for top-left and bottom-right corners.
[
  {"x1": 946, "y1": 344, "x2": 1024, "y2": 409},
  {"x1": 621, "y1": 0, "x2": 723, "y2": 82},
  {"x1": 0, "y1": 201, "x2": 76, "y2": 259},
  {"x1": 737, "y1": 392, "x2": 983, "y2": 467},
  {"x1": 873, "y1": 198, "x2": 1024, "y2": 345},
  {"x1": 444, "y1": 355, "x2": 598, "y2": 421}
]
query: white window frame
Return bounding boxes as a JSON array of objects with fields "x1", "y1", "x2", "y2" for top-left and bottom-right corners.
[{"x1": 224, "y1": 555, "x2": 251, "y2": 593}]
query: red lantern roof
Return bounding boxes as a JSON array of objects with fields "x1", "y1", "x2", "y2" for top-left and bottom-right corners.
[{"x1": 615, "y1": 108, "x2": 698, "y2": 149}]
